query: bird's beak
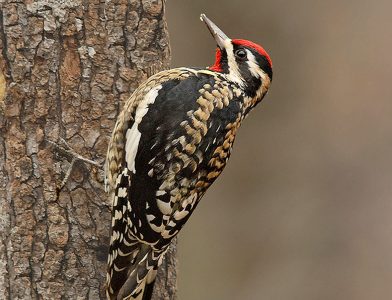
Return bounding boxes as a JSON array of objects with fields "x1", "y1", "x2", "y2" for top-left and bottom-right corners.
[{"x1": 200, "y1": 14, "x2": 230, "y2": 49}]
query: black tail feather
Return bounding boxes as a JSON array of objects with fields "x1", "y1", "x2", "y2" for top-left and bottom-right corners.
[{"x1": 142, "y1": 279, "x2": 156, "y2": 300}]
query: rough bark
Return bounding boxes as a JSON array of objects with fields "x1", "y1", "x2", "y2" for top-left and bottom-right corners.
[{"x1": 0, "y1": 1, "x2": 176, "y2": 299}]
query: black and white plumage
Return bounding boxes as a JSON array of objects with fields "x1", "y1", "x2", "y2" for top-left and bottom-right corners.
[{"x1": 105, "y1": 14, "x2": 273, "y2": 300}]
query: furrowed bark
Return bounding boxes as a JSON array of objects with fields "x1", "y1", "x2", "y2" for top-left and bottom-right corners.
[{"x1": 0, "y1": 1, "x2": 176, "y2": 299}]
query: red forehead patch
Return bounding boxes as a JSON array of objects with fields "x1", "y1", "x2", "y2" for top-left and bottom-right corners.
[{"x1": 232, "y1": 39, "x2": 272, "y2": 67}]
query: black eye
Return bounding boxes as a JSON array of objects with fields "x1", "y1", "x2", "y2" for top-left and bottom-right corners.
[{"x1": 235, "y1": 49, "x2": 247, "y2": 59}]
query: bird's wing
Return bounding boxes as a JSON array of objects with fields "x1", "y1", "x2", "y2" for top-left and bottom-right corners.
[{"x1": 104, "y1": 68, "x2": 193, "y2": 193}]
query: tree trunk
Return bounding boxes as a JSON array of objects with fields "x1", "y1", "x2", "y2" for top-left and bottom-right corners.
[{"x1": 0, "y1": 1, "x2": 176, "y2": 299}]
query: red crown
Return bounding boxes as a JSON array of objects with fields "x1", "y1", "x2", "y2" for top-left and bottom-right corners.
[{"x1": 232, "y1": 39, "x2": 272, "y2": 67}]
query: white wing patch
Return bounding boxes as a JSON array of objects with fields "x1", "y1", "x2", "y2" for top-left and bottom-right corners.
[
  {"x1": 125, "y1": 85, "x2": 162, "y2": 173},
  {"x1": 125, "y1": 127, "x2": 141, "y2": 173}
]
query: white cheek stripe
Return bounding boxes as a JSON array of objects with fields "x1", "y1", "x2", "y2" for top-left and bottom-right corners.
[
  {"x1": 225, "y1": 40, "x2": 245, "y2": 86},
  {"x1": 246, "y1": 50, "x2": 267, "y2": 81},
  {"x1": 125, "y1": 85, "x2": 162, "y2": 173},
  {"x1": 246, "y1": 50, "x2": 270, "y2": 100}
]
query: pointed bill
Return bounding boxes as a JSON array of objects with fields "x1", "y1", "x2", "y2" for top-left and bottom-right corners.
[{"x1": 200, "y1": 14, "x2": 230, "y2": 49}]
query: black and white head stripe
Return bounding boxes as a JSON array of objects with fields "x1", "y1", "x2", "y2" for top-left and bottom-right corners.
[
  {"x1": 208, "y1": 39, "x2": 272, "y2": 97},
  {"x1": 232, "y1": 39, "x2": 273, "y2": 76},
  {"x1": 217, "y1": 42, "x2": 271, "y2": 98},
  {"x1": 246, "y1": 48, "x2": 272, "y2": 80},
  {"x1": 223, "y1": 39, "x2": 246, "y2": 86},
  {"x1": 231, "y1": 42, "x2": 273, "y2": 80},
  {"x1": 246, "y1": 50, "x2": 264, "y2": 77}
]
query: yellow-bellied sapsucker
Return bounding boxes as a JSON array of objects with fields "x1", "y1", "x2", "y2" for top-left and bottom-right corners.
[{"x1": 105, "y1": 14, "x2": 273, "y2": 300}]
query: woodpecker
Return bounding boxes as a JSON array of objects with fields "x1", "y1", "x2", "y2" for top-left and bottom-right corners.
[{"x1": 105, "y1": 14, "x2": 273, "y2": 300}]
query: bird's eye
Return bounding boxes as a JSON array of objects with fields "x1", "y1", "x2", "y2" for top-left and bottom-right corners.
[{"x1": 235, "y1": 49, "x2": 247, "y2": 59}]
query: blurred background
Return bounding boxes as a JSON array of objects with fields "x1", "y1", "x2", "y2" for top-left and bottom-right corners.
[{"x1": 166, "y1": 1, "x2": 392, "y2": 299}]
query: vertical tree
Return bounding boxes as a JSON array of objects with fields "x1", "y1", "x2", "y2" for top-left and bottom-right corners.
[{"x1": 0, "y1": 1, "x2": 176, "y2": 299}]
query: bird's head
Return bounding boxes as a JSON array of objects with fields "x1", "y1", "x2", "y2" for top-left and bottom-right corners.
[{"x1": 201, "y1": 14, "x2": 272, "y2": 100}]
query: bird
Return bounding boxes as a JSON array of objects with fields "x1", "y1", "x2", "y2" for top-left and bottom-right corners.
[{"x1": 105, "y1": 14, "x2": 273, "y2": 300}]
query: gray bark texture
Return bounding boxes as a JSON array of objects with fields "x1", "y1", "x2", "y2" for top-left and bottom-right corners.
[{"x1": 0, "y1": 1, "x2": 176, "y2": 299}]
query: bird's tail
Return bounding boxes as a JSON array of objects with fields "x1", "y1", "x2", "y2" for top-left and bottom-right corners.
[
  {"x1": 106, "y1": 168, "x2": 165, "y2": 299},
  {"x1": 107, "y1": 240, "x2": 166, "y2": 300},
  {"x1": 106, "y1": 230, "x2": 140, "y2": 300}
]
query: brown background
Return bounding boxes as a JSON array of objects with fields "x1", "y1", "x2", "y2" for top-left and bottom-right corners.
[{"x1": 166, "y1": 1, "x2": 392, "y2": 299}]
